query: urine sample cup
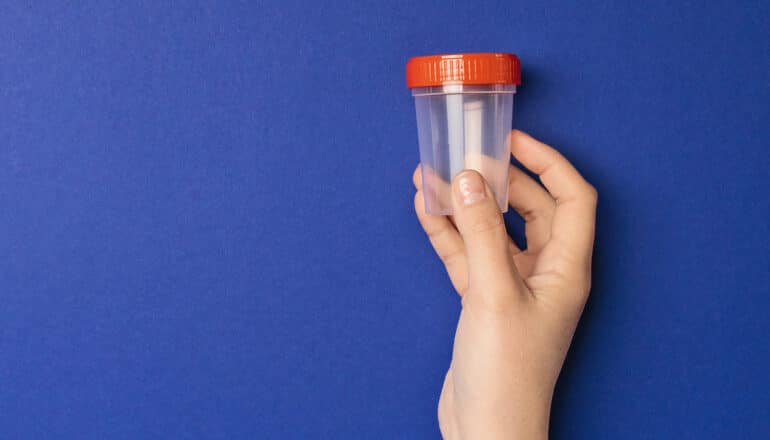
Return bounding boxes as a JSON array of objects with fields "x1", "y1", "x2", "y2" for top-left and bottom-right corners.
[{"x1": 406, "y1": 53, "x2": 521, "y2": 215}]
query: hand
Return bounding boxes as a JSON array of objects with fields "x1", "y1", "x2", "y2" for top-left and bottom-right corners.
[{"x1": 413, "y1": 130, "x2": 597, "y2": 439}]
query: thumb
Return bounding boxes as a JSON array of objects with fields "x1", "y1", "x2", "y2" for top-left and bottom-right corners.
[{"x1": 451, "y1": 170, "x2": 524, "y2": 302}]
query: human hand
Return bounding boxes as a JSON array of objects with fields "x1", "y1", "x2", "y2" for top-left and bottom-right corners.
[{"x1": 413, "y1": 130, "x2": 597, "y2": 439}]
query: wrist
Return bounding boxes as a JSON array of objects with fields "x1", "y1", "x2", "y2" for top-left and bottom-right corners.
[{"x1": 453, "y1": 403, "x2": 550, "y2": 440}]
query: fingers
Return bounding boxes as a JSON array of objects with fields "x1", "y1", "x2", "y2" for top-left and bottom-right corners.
[
  {"x1": 412, "y1": 165, "x2": 422, "y2": 189},
  {"x1": 450, "y1": 170, "x2": 524, "y2": 302},
  {"x1": 507, "y1": 165, "x2": 555, "y2": 253},
  {"x1": 414, "y1": 166, "x2": 469, "y2": 295},
  {"x1": 509, "y1": 130, "x2": 597, "y2": 263}
]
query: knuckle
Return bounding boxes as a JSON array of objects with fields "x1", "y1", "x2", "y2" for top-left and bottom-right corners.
[
  {"x1": 467, "y1": 213, "x2": 504, "y2": 235},
  {"x1": 412, "y1": 166, "x2": 422, "y2": 187},
  {"x1": 587, "y1": 184, "x2": 598, "y2": 201},
  {"x1": 567, "y1": 276, "x2": 592, "y2": 308},
  {"x1": 564, "y1": 269, "x2": 592, "y2": 300},
  {"x1": 518, "y1": 206, "x2": 539, "y2": 223},
  {"x1": 581, "y1": 183, "x2": 598, "y2": 204},
  {"x1": 438, "y1": 248, "x2": 463, "y2": 266},
  {"x1": 573, "y1": 272, "x2": 593, "y2": 300},
  {"x1": 528, "y1": 265, "x2": 592, "y2": 306},
  {"x1": 413, "y1": 191, "x2": 423, "y2": 211},
  {"x1": 454, "y1": 281, "x2": 469, "y2": 297},
  {"x1": 426, "y1": 224, "x2": 450, "y2": 241}
]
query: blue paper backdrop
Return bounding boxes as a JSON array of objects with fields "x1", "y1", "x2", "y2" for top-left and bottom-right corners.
[{"x1": 1, "y1": 1, "x2": 769, "y2": 438}]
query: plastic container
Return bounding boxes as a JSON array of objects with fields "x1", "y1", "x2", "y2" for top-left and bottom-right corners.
[{"x1": 406, "y1": 53, "x2": 520, "y2": 215}]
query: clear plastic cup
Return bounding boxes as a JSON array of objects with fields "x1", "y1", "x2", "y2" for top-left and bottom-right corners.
[{"x1": 406, "y1": 53, "x2": 520, "y2": 215}]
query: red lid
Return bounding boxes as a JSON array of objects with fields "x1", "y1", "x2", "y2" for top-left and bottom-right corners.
[{"x1": 406, "y1": 53, "x2": 521, "y2": 88}]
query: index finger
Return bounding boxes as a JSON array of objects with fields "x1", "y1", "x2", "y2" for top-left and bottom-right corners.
[{"x1": 509, "y1": 130, "x2": 597, "y2": 262}]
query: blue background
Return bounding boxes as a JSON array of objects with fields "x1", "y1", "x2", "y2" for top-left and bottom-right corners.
[{"x1": 1, "y1": 1, "x2": 769, "y2": 438}]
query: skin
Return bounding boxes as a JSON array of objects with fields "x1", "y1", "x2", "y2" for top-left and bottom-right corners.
[{"x1": 413, "y1": 130, "x2": 598, "y2": 439}]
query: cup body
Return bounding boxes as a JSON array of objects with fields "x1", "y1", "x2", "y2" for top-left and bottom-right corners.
[{"x1": 413, "y1": 84, "x2": 515, "y2": 215}]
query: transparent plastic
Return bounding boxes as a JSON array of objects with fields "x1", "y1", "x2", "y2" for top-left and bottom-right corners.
[{"x1": 412, "y1": 84, "x2": 515, "y2": 215}]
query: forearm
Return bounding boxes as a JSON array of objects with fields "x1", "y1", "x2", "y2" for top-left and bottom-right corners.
[{"x1": 450, "y1": 400, "x2": 550, "y2": 440}]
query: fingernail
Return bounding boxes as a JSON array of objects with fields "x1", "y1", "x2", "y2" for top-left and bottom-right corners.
[{"x1": 456, "y1": 171, "x2": 486, "y2": 206}]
